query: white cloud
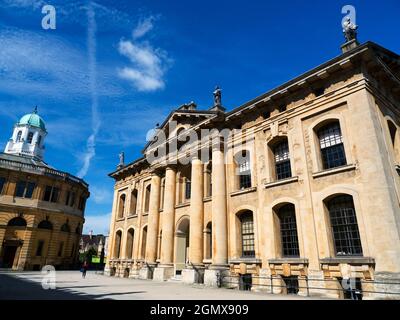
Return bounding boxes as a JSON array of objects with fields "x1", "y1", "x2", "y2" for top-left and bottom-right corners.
[
  {"x1": 91, "y1": 186, "x2": 113, "y2": 204},
  {"x1": 132, "y1": 16, "x2": 156, "y2": 39},
  {"x1": 83, "y1": 212, "x2": 111, "y2": 235},
  {"x1": 117, "y1": 18, "x2": 171, "y2": 92}
]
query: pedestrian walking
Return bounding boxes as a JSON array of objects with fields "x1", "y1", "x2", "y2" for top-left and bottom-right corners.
[{"x1": 81, "y1": 260, "x2": 89, "y2": 278}]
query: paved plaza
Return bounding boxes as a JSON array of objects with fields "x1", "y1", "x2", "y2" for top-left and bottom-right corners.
[{"x1": 0, "y1": 270, "x2": 318, "y2": 300}]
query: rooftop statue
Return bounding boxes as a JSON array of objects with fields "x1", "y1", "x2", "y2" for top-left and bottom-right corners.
[
  {"x1": 213, "y1": 86, "x2": 222, "y2": 106},
  {"x1": 343, "y1": 17, "x2": 358, "y2": 42}
]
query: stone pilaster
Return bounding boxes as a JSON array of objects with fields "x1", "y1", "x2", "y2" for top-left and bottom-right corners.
[
  {"x1": 145, "y1": 173, "x2": 161, "y2": 264},
  {"x1": 154, "y1": 166, "x2": 176, "y2": 281},
  {"x1": 204, "y1": 144, "x2": 229, "y2": 286},
  {"x1": 183, "y1": 157, "x2": 205, "y2": 283}
]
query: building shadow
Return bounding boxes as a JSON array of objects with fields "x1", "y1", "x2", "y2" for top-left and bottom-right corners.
[{"x1": 0, "y1": 273, "x2": 146, "y2": 300}]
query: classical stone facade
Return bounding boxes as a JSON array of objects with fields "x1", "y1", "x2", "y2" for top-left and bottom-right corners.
[
  {"x1": 0, "y1": 110, "x2": 89, "y2": 270},
  {"x1": 105, "y1": 41, "x2": 400, "y2": 299}
]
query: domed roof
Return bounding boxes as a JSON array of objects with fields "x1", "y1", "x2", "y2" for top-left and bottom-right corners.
[{"x1": 18, "y1": 107, "x2": 46, "y2": 131}]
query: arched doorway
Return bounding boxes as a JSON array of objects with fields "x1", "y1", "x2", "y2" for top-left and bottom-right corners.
[
  {"x1": 175, "y1": 217, "x2": 189, "y2": 275},
  {"x1": 1, "y1": 217, "x2": 27, "y2": 269}
]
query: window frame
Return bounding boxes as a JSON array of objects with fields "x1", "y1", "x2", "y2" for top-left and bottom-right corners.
[
  {"x1": 239, "y1": 212, "x2": 255, "y2": 258},
  {"x1": 327, "y1": 195, "x2": 363, "y2": 257},
  {"x1": 317, "y1": 121, "x2": 347, "y2": 170}
]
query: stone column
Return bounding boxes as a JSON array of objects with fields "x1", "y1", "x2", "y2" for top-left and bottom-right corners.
[
  {"x1": 104, "y1": 189, "x2": 119, "y2": 276},
  {"x1": 153, "y1": 166, "x2": 176, "y2": 281},
  {"x1": 204, "y1": 144, "x2": 229, "y2": 287},
  {"x1": 183, "y1": 157, "x2": 204, "y2": 284},
  {"x1": 140, "y1": 173, "x2": 161, "y2": 280}
]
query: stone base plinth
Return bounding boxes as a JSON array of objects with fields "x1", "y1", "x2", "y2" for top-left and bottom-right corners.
[
  {"x1": 204, "y1": 267, "x2": 229, "y2": 287},
  {"x1": 182, "y1": 267, "x2": 204, "y2": 284},
  {"x1": 153, "y1": 266, "x2": 174, "y2": 281},
  {"x1": 139, "y1": 265, "x2": 155, "y2": 280}
]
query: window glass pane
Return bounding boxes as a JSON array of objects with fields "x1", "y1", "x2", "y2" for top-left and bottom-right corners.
[
  {"x1": 279, "y1": 205, "x2": 300, "y2": 257},
  {"x1": 43, "y1": 186, "x2": 52, "y2": 201},
  {"x1": 15, "y1": 181, "x2": 26, "y2": 198},
  {"x1": 319, "y1": 123, "x2": 343, "y2": 149},
  {"x1": 25, "y1": 182, "x2": 36, "y2": 199},
  {"x1": 36, "y1": 240, "x2": 44, "y2": 256},
  {"x1": 0, "y1": 177, "x2": 5, "y2": 194},
  {"x1": 27, "y1": 132, "x2": 34, "y2": 144},
  {"x1": 65, "y1": 191, "x2": 70, "y2": 205},
  {"x1": 185, "y1": 180, "x2": 191, "y2": 199},
  {"x1": 241, "y1": 213, "x2": 255, "y2": 257},
  {"x1": 318, "y1": 123, "x2": 347, "y2": 169},
  {"x1": 51, "y1": 187, "x2": 59, "y2": 203},
  {"x1": 70, "y1": 192, "x2": 76, "y2": 207},
  {"x1": 328, "y1": 195, "x2": 363, "y2": 256}
]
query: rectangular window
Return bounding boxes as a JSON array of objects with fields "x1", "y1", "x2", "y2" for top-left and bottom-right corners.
[
  {"x1": 280, "y1": 212, "x2": 300, "y2": 257},
  {"x1": 238, "y1": 160, "x2": 251, "y2": 189},
  {"x1": 51, "y1": 187, "x2": 59, "y2": 203},
  {"x1": 241, "y1": 214, "x2": 255, "y2": 257},
  {"x1": 319, "y1": 123, "x2": 347, "y2": 169},
  {"x1": 15, "y1": 181, "x2": 36, "y2": 198},
  {"x1": 78, "y1": 196, "x2": 86, "y2": 210},
  {"x1": 0, "y1": 177, "x2": 5, "y2": 194},
  {"x1": 185, "y1": 180, "x2": 191, "y2": 199},
  {"x1": 274, "y1": 141, "x2": 292, "y2": 180},
  {"x1": 58, "y1": 242, "x2": 64, "y2": 257},
  {"x1": 329, "y1": 196, "x2": 363, "y2": 256},
  {"x1": 25, "y1": 182, "x2": 36, "y2": 198},
  {"x1": 43, "y1": 186, "x2": 52, "y2": 201},
  {"x1": 65, "y1": 191, "x2": 71, "y2": 206},
  {"x1": 70, "y1": 192, "x2": 76, "y2": 207},
  {"x1": 36, "y1": 240, "x2": 44, "y2": 257},
  {"x1": 43, "y1": 186, "x2": 59, "y2": 203}
]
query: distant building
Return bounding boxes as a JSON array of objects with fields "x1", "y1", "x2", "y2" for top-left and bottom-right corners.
[
  {"x1": 79, "y1": 231, "x2": 107, "y2": 259},
  {"x1": 0, "y1": 108, "x2": 90, "y2": 270}
]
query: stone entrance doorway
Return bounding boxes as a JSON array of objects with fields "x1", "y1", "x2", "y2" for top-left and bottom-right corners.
[
  {"x1": 174, "y1": 217, "x2": 189, "y2": 275},
  {"x1": 1, "y1": 240, "x2": 23, "y2": 269}
]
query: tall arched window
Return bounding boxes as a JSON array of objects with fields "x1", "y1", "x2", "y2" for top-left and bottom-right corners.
[
  {"x1": 16, "y1": 131, "x2": 22, "y2": 142},
  {"x1": 235, "y1": 151, "x2": 252, "y2": 190},
  {"x1": 37, "y1": 135, "x2": 42, "y2": 146},
  {"x1": 205, "y1": 222, "x2": 212, "y2": 259},
  {"x1": 141, "y1": 226, "x2": 148, "y2": 258},
  {"x1": 27, "y1": 132, "x2": 34, "y2": 144},
  {"x1": 118, "y1": 194, "x2": 126, "y2": 219},
  {"x1": 387, "y1": 120, "x2": 400, "y2": 163},
  {"x1": 205, "y1": 161, "x2": 212, "y2": 197},
  {"x1": 185, "y1": 178, "x2": 191, "y2": 200},
  {"x1": 327, "y1": 195, "x2": 363, "y2": 256},
  {"x1": 144, "y1": 185, "x2": 151, "y2": 213},
  {"x1": 160, "y1": 178, "x2": 165, "y2": 210},
  {"x1": 114, "y1": 230, "x2": 122, "y2": 258},
  {"x1": 38, "y1": 220, "x2": 53, "y2": 230},
  {"x1": 130, "y1": 189, "x2": 138, "y2": 216},
  {"x1": 239, "y1": 211, "x2": 255, "y2": 257},
  {"x1": 61, "y1": 222, "x2": 70, "y2": 233},
  {"x1": 277, "y1": 204, "x2": 299, "y2": 257},
  {"x1": 7, "y1": 217, "x2": 27, "y2": 227},
  {"x1": 317, "y1": 121, "x2": 347, "y2": 169},
  {"x1": 273, "y1": 139, "x2": 292, "y2": 180},
  {"x1": 126, "y1": 228, "x2": 135, "y2": 259}
]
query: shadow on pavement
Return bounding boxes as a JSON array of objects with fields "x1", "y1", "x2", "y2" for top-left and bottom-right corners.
[{"x1": 0, "y1": 273, "x2": 145, "y2": 300}]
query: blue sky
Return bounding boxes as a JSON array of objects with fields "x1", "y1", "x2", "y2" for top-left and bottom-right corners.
[{"x1": 0, "y1": 0, "x2": 399, "y2": 235}]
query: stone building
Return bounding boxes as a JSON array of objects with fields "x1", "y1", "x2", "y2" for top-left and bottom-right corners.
[
  {"x1": 0, "y1": 109, "x2": 89, "y2": 270},
  {"x1": 105, "y1": 39, "x2": 400, "y2": 299}
]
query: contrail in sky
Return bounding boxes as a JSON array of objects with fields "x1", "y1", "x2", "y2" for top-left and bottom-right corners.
[{"x1": 77, "y1": 1, "x2": 100, "y2": 178}]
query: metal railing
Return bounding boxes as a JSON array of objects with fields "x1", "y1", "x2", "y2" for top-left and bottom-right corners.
[{"x1": 221, "y1": 274, "x2": 400, "y2": 299}]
